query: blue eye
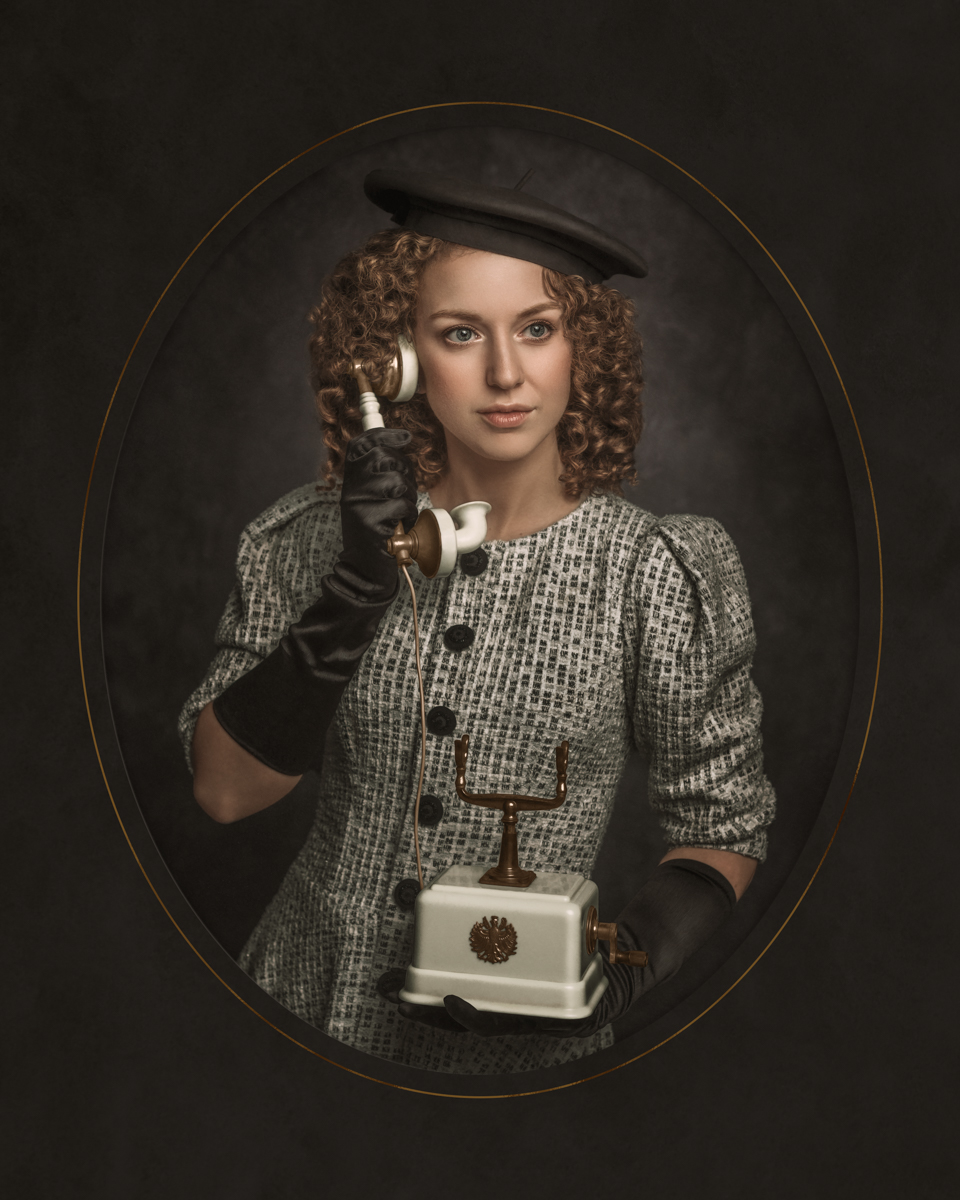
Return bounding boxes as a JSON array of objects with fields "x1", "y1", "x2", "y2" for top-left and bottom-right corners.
[
  {"x1": 526, "y1": 322, "x2": 551, "y2": 339},
  {"x1": 446, "y1": 327, "x2": 476, "y2": 344}
]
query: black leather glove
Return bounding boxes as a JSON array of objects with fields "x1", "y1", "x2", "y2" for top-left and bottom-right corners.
[
  {"x1": 213, "y1": 429, "x2": 418, "y2": 775},
  {"x1": 396, "y1": 858, "x2": 737, "y2": 1037},
  {"x1": 334, "y1": 428, "x2": 420, "y2": 601}
]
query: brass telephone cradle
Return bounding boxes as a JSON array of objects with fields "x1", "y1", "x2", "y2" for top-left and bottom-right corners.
[{"x1": 454, "y1": 734, "x2": 568, "y2": 888}]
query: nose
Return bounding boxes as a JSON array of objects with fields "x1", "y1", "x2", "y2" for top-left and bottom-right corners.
[{"x1": 485, "y1": 335, "x2": 523, "y2": 392}]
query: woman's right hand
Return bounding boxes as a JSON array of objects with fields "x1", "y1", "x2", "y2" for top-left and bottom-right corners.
[
  {"x1": 337, "y1": 428, "x2": 419, "y2": 599},
  {"x1": 204, "y1": 428, "x2": 419, "y2": 793}
]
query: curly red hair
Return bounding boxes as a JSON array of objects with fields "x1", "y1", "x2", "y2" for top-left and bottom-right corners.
[{"x1": 309, "y1": 228, "x2": 643, "y2": 497}]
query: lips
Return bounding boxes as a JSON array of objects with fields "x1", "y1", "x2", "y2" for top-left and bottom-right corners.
[{"x1": 479, "y1": 407, "x2": 532, "y2": 428}]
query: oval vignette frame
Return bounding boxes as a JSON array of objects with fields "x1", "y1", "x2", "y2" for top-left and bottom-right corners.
[{"x1": 78, "y1": 103, "x2": 881, "y2": 1099}]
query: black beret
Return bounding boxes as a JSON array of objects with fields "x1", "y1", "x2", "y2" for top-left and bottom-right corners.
[{"x1": 364, "y1": 169, "x2": 648, "y2": 284}]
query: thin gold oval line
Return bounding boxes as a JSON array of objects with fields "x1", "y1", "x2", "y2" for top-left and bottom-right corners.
[{"x1": 77, "y1": 102, "x2": 881, "y2": 1098}]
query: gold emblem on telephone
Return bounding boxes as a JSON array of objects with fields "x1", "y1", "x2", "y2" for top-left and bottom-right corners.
[{"x1": 469, "y1": 916, "x2": 518, "y2": 964}]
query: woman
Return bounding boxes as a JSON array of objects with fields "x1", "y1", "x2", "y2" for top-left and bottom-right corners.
[{"x1": 179, "y1": 170, "x2": 776, "y2": 1074}]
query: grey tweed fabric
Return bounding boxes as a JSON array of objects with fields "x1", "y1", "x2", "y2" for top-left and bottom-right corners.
[{"x1": 179, "y1": 486, "x2": 775, "y2": 1075}]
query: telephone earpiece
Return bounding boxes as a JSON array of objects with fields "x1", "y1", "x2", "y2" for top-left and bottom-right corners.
[
  {"x1": 354, "y1": 335, "x2": 419, "y2": 431},
  {"x1": 351, "y1": 336, "x2": 490, "y2": 577}
]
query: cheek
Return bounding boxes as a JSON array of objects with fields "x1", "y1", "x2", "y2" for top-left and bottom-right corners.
[
  {"x1": 546, "y1": 347, "x2": 574, "y2": 404},
  {"x1": 420, "y1": 351, "x2": 474, "y2": 407},
  {"x1": 418, "y1": 356, "x2": 461, "y2": 427}
]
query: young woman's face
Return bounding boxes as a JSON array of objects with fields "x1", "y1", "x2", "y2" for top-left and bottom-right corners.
[{"x1": 414, "y1": 248, "x2": 573, "y2": 464}]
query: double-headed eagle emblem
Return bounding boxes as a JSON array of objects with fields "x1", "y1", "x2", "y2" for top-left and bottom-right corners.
[{"x1": 469, "y1": 916, "x2": 518, "y2": 963}]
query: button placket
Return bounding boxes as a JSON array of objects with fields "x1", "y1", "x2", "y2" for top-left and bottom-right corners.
[
  {"x1": 418, "y1": 566, "x2": 468, "y2": 741},
  {"x1": 397, "y1": 570, "x2": 457, "y2": 891},
  {"x1": 399, "y1": 546, "x2": 492, "y2": 890}
]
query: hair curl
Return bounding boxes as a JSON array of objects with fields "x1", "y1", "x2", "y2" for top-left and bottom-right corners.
[{"x1": 309, "y1": 228, "x2": 643, "y2": 497}]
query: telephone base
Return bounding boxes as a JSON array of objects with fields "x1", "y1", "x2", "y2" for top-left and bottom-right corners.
[
  {"x1": 398, "y1": 864, "x2": 608, "y2": 1019},
  {"x1": 400, "y1": 961, "x2": 607, "y2": 1020}
]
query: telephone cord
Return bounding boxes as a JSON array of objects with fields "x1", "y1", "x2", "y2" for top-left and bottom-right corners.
[{"x1": 401, "y1": 564, "x2": 427, "y2": 891}]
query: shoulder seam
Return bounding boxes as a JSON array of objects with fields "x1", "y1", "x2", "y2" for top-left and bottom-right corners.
[{"x1": 242, "y1": 483, "x2": 336, "y2": 542}]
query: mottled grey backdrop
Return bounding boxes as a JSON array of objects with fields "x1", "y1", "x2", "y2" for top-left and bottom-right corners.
[{"x1": 101, "y1": 125, "x2": 858, "y2": 1047}]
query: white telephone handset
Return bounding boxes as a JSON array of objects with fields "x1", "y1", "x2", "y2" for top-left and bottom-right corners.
[{"x1": 353, "y1": 336, "x2": 490, "y2": 578}]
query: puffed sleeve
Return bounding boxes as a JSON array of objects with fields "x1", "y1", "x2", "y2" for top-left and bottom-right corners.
[
  {"x1": 176, "y1": 485, "x2": 338, "y2": 769},
  {"x1": 629, "y1": 515, "x2": 776, "y2": 861}
]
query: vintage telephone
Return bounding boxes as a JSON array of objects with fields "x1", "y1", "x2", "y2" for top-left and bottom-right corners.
[{"x1": 352, "y1": 340, "x2": 645, "y2": 1020}]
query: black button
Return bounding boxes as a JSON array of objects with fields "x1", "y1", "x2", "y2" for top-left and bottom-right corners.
[
  {"x1": 426, "y1": 705, "x2": 457, "y2": 736},
  {"x1": 459, "y1": 548, "x2": 488, "y2": 576},
  {"x1": 393, "y1": 878, "x2": 421, "y2": 910},
  {"x1": 417, "y1": 793, "x2": 444, "y2": 826},
  {"x1": 443, "y1": 624, "x2": 475, "y2": 652},
  {"x1": 376, "y1": 967, "x2": 407, "y2": 1002}
]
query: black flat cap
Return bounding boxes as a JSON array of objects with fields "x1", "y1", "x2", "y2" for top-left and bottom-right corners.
[{"x1": 364, "y1": 169, "x2": 647, "y2": 284}]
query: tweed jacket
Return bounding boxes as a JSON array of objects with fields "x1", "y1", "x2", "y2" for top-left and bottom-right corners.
[{"x1": 179, "y1": 485, "x2": 776, "y2": 1075}]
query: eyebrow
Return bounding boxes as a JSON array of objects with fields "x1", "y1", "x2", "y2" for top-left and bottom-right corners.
[{"x1": 427, "y1": 302, "x2": 562, "y2": 322}]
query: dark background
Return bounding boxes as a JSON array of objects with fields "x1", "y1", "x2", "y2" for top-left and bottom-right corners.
[{"x1": 4, "y1": 1, "x2": 957, "y2": 1195}]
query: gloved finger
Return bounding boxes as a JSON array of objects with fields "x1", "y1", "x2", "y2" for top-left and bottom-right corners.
[
  {"x1": 342, "y1": 434, "x2": 414, "y2": 469},
  {"x1": 391, "y1": 500, "x2": 419, "y2": 535},
  {"x1": 345, "y1": 429, "x2": 412, "y2": 461},
  {"x1": 343, "y1": 463, "x2": 412, "y2": 490},
  {"x1": 344, "y1": 459, "x2": 416, "y2": 499},
  {"x1": 374, "y1": 492, "x2": 419, "y2": 522},
  {"x1": 368, "y1": 455, "x2": 408, "y2": 474},
  {"x1": 441, "y1": 996, "x2": 543, "y2": 1037},
  {"x1": 368, "y1": 427, "x2": 412, "y2": 447},
  {"x1": 343, "y1": 476, "x2": 417, "y2": 510},
  {"x1": 397, "y1": 1001, "x2": 468, "y2": 1033}
]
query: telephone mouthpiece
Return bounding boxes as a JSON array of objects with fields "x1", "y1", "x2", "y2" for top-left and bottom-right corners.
[
  {"x1": 449, "y1": 502, "x2": 490, "y2": 556},
  {"x1": 386, "y1": 502, "x2": 491, "y2": 578}
]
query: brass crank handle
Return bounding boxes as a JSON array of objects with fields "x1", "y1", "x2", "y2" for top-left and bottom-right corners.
[{"x1": 585, "y1": 906, "x2": 649, "y2": 967}]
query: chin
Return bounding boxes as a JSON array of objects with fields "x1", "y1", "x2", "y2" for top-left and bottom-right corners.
[
  {"x1": 441, "y1": 418, "x2": 562, "y2": 468},
  {"x1": 471, "y1": 434, "x2": 544, "y2": 462}
]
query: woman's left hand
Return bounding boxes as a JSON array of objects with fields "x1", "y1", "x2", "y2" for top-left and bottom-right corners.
[{"x1": 397, "y1": 994, "x2": 606, "y2": 1038}]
